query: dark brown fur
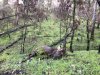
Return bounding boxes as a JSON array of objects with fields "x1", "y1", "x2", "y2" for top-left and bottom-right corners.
[
  {"x1": 42, "y1": 45, "x2": 65, "y2": 59},
  {"x1": 41, "y1": 45, "x2": 57, "y2": 57},
  {"x1": 53, "y1": 49, "x2": 65, "y2": 59}
]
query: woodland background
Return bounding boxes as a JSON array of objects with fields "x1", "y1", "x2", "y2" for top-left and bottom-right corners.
[{"x1": 0, "y1": 0, "x2": 100, "y2": 75}]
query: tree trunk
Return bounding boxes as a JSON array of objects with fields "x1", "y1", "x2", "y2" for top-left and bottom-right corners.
[
  {"x1": 63, "y1": 17, "x2": 69, "y2": 54},
  {"x1": 70, "y1": 0, "x2": 76, "y2": 53},
  {"x1": 86, "y1": 20, "x2": 90, "y2": 51},
  {"x1": 21, "y1": 27, "x2": 27, "y2": 54},
  {"x1": 90, "y1": 1, "x2": 97, "y2": 40},
  {"x1": 86, "y1": 0, "x2": 90, "y2": 51},
  {"x1": 70, "y1": 30, "x2": 75, "y2": 53},
  {"x1": 14, "y1": 0, "x2": 19, "y2": 25},
  {"x1": 63, "y1": 37, "x2": 66, "y2": 54},
  {"x1": 20, "y1": 1, "x2": 28, "y2": 54},
  {"x1": 60, "y1": 22, "x2": 62, "y2": 48},
  {"x1": 98, "y1": 45, "x2": 100, "y2": 54},
  {"x1": 97, "y1": 23, "x2": 100, "y2": 28}
]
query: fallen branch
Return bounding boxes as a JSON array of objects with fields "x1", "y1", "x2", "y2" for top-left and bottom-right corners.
[
  {"x1": 0, "y1": 13, "x2": 20, "y2": 20},
  {"x1": 0, "y1": 33, "x2": 26, "y2": 53},
  {"x1": 21, "y1": 51, "x2": 38, "y2": 63},
  {"x1": 0, "y1": 24, "x2": 33, "y2": 37},
  {"x1": 49, "y1": 32, "x2": 71, "y2": 47}
]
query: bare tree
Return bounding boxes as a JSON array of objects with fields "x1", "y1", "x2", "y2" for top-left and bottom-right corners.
[
  {"x1": 90, "y1": 0, "x2": 97, "y2": 40},
  {"x1": 70, "y1": 0, "x2": 76, "y2": 53},
  {"x1": 86, "y1": 0, "x2": 91, "y2": 51}
]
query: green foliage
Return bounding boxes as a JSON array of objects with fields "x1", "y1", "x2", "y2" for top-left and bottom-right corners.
[
  {"x1": 0, "y1": 16, "x2": 100, "y2": 75},
  {"x1": 0, "y1": 37, "x2": 10, "y2": 45},
  {"x1": 0, "y1": 51, "x2": 100, "y2": 75}
]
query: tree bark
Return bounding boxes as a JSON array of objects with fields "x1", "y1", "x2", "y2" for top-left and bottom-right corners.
[
  {"x1": 98, "y1": 45, "x2": 100, "y2": 54},
  {"x1": 90, "y1": 1, "x2": 97, "y2": 40},
  {"x1": 97, "y1": 23, "x2": 100, "y2": 28},
  {"x1": 86, "y1": 20, "x2": 90, "y2": 51},
  {"x1": 86, "y1": 0, "x2": 90, "y2": 51},
  {"x1": 20, "y1": 3, "x2": 28, "y2": 54},
  {"x1": 70, "y1": 0, "x2": 76, "y2": 53}
]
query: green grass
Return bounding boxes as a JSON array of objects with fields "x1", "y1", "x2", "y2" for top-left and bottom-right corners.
[
  {"x1": 0, "y1": 18, "x2": 100, "y2": 75},
  {"x1": 0, "y1": 50, "x2": 100, "y2": 75}
]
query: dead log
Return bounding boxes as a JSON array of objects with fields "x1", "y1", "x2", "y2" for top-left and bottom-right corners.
[
  {"x1": 0, "y1": 33, "x2": 26, "y2": 53},
  {"x1": 49, "y1": 32, "x2": 71, "y2": 47},
  {"x1": 0, "y1": 24, "x2": 33, "y2": 37}
]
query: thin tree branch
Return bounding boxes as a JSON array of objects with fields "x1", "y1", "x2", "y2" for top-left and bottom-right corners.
[
  {"x1": 49, "y1": 32, "x2": 71, "y2": 47},
  {"x1": 0, "y1": 24, "x2": 33, "y2": 37},
  {"x1": 0, "y1": 13, "x2": 20, "y2": 20},
  {"x1": 0, "y1": 33, "x2": 26, "y2": 53}
]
